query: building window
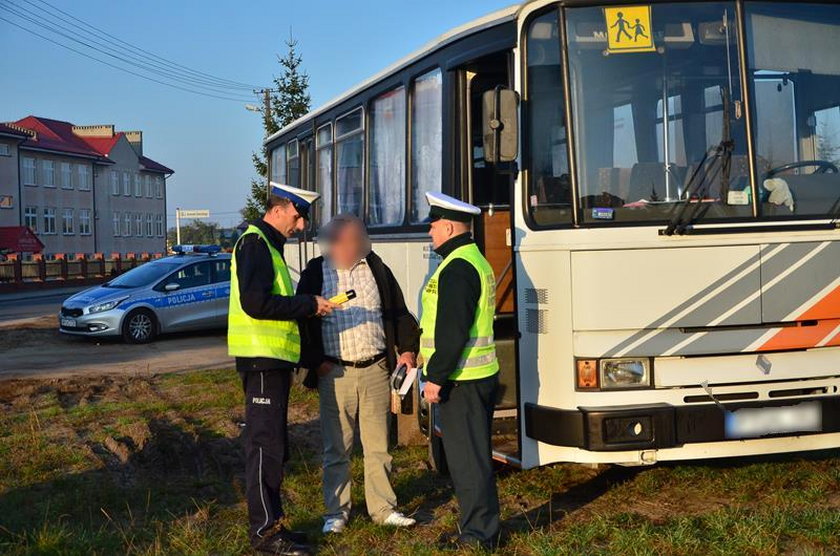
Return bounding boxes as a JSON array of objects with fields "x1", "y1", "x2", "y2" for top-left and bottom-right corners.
[
  {"x1": 122, "y1": 171, "x2": 130, "y2": 196},
  {"x1": 22, "y1": 157, "x2": 36, "y2": 185},
  {"x1": 42, "y1": 160, "x2": 56, "y2": 187},
  {"x1": 43, "y1": 208, "x2": 56, "y2": 235},
  {"x1": 144, "y1": 175, "x2": 152, "y2": 198},
  {"x1": 60, "y1": 162, "x2": 72, "y2": 189},
  {"x1": 370, "y1": 87, "x2": 407, "y2": 226},
  {"x1": 336, "y1": 107, "x2": 365, "y2": 216},
  {"x1": 77, "y1": 164, "x2": 91, "y2": 191},
  {"x1": 113, "y1": 212, "x2": 121, "y2": 236},
  {"x1": 155, "y1": 214, "x2": 164, "y2": 237},
  {"x1": 79, "y1": 209, "x2": 91, "y2": 235},
  {"x1": 110, "y1": 170, "x2": 119, "y2": 195},
  {"x1": 145, "y1": 213, "x2": 153, "y2": 237},
  {"x1": 315, "y1": 123, "x2": 333, "y2": 224},
  {"x1": 24, "y1": 206, "x2": 38, "y2": 231},
  {"x1": 135, "y1": 213, "x2": 143, "y2": 237},
  {"x1": 155, "y1": 176, "x2": 163, "y2": 198},
  {"x1": 60, "y1": 208, "x2": 74, "y2": 235},
  {"x1": 0, "y1": 143, "x2": 10, "y2": 156},
  {"x1": 123, "y1": 213, "x2": 131, "y2": 236},
  {"x1": 410, "y1": 68, "x2": 443, "y2": 222},
  {"x1": 271, "y1": 144, "x2": 286, "y2": 184},
  {"x1": 133, "y1": 174, "x2": 142, "y2": 197}
]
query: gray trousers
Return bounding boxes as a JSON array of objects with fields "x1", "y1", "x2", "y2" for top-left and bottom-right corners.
[{"x1": 318, "y1": 358, "x2": 397, "y2": 523}]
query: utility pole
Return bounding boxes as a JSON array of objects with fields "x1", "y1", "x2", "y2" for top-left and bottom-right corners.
[{"x1": 175, "y1": 207, "x2": 181, "y2": 246}]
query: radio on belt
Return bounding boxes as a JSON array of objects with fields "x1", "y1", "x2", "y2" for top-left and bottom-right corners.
[{"x1": 329, "y1": 289, "x2": 357, "y2": 304}]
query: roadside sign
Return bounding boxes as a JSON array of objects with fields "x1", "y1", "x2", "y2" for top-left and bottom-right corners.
[
  {"x1": 604, "y1": 5, "x2": 655, "y2": 54},
  {"x1": 178, "y1": 209, "x2": 210, "y2": 218}
]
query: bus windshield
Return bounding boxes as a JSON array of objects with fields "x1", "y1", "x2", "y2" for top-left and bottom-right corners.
[
  {"x1": 527, "y1": 2, "x2": 840, "y2": 227},
  {"x1": 566, "y1": 2, "x2": 749, "y2": 225},
  {"x1": 746, "y1": 2, "x2": 840, "y2": 220}
]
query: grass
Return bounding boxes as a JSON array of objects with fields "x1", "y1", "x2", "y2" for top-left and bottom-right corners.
[{"x1": 0, "y1": 369, "x2": 838, "y2": 555}]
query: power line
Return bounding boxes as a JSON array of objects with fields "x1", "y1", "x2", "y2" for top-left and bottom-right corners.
[
  {"x1": 18, "y1": 0, "x2": 266, "y2": 91},
  {"x1": 0, "y1": 15, "x2": 258, "y2": 103},
  {"x1": 0, "y1": 1, "x2": 259, "y2": 97}
]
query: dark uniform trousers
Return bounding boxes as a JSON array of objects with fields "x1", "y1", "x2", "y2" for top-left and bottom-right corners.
[
  {"x1": 438, "y1": 373, "x2": 500, "y2": 545},
  {"x1": 240, "y1": 368, "x2": 293, "y2": 543}
]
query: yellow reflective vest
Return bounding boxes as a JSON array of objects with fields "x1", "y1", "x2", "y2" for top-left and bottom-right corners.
[
  {"x1": 420, "y1": 243, "x2": 498, "y2": 381},
  {"x1": 227, "y1": 224, "x2": 301, "y2": 362}
]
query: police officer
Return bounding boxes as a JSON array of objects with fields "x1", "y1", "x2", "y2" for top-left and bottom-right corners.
[
  {"x1": 229, "y1": 182, "x2": 339, "y2": 555},
  {"x1": 419, "y1": 192, "x2": 500, "y2": 551}
]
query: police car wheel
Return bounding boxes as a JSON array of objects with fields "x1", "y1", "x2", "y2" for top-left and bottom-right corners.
[{"x1": 122, "y1": 309, "x2": 157, "y2": 344}]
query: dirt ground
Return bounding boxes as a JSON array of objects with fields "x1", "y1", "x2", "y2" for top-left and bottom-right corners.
[
  {"x1": 2, "y1": 369, "x2": 839, "y2": 555},
  {"x1": 0, "y1": 315, "x2": 232, "y2": 379}
]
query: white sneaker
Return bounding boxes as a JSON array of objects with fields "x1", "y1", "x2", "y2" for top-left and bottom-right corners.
[
  {"x1": 382, "y1": 511, "x2": 416, "y2": 527},
  {"x1": 322, "y1": 516, "x2": 347, "y2": 534}
]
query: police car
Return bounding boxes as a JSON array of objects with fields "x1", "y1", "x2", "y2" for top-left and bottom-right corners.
[{"x1": 59, "y1": 245, "x2": 231, "y2": 343}]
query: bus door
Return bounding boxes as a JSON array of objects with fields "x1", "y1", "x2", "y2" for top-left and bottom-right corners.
[{"x1": 456, "y1": 51, "x2": 520, "y2": 462}]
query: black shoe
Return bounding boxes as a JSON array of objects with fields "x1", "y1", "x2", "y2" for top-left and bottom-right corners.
[
  {"x1": 253, "y1": 531, "x2": 313, "y2": 555},
  {"x1": 437, "y1": 532, "x2": 492, "y2": 552},
  {"x1": 276, "y1": 526, "x2": 308, "y2": 545}
]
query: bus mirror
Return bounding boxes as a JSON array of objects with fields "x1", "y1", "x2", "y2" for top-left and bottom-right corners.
[{"x1": 482, "y1": 87, "x2": 519, "y2": 164}]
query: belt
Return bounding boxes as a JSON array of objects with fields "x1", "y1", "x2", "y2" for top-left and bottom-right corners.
[{"x1": 325, "y1": 352, "x2": 386, "y2": 369}]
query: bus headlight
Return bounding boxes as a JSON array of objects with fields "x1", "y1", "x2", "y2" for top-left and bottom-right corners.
[{"x1": 599, "y1": 358, "x2": 651, "y2": 389}]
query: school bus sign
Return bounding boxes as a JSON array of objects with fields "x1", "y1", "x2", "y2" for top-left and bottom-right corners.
[{"x1": 604, "y1": 5, "x2": 655, "y2": 53}]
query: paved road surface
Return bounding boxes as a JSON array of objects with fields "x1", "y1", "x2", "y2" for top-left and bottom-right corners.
[
  {"x1": 0, "y1": 320, "x2": 232, "y2": 379},
  {"x1": 0, "y1": 287, "x2": 234, "y2": 379},
  {"x1": 0, "y1": 287, "x2": 86, "y2": 323}
]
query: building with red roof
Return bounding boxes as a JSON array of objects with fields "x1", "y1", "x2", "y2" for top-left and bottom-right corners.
[{"x1": 0, "y1": 116, "x2": 173, "y2": 256}]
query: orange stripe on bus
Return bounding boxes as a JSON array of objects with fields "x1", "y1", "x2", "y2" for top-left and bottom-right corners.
[
  {"x1": 758, "y1": 319, "x2": 840, "y2": 352},
  {"x1": 798, "y1": 284, "x2": 840, "y2": 321},
  {"x1": 758, "y1": 284, "x2": 840, "y2": 351}
]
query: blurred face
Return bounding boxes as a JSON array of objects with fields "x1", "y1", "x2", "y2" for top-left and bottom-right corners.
[
  {"x1": 329, "y1": 223, "x2": 365, "y2": 269},
  {"x1": 266, "y1": 202, "x2": 306, "y2": 238}
]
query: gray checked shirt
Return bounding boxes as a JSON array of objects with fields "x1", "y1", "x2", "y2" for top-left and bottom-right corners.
[{"x1": 321, "y1": 257, "x2": 387, "y2": 361}]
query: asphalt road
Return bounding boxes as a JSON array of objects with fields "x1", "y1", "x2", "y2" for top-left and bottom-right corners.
[
  {"x1": 0, "y1": 287, "x2": 234, "y2": 379},
  {"x1": 0, "y1": 287, "x2": 86, "y2": 323}
]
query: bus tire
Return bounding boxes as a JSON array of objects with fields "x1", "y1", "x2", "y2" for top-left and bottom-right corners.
[{"x1": 122, "y1": 309, "x2": 157, "y2": 344}]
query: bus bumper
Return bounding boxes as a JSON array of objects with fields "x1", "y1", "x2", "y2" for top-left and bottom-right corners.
[{"x1": 524, "y1": 396, "x2": 840, "y2": 452}]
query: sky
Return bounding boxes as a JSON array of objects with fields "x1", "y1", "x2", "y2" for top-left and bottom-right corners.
[{"x1": 0, "y1": 0, "x2": 513, "y2": 228}]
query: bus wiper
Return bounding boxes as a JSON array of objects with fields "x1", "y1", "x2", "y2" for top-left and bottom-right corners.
[
  {"x1": 661, "y1": 139, "x2": 733, "y2": 236},
  {"x1": 662, "y1": 86, "x2": 734, "y2": 236}
]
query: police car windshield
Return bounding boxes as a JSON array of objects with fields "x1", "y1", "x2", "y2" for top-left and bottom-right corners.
[{"x1": 105, "y1": 261, "x2": 183, "y2": 288}]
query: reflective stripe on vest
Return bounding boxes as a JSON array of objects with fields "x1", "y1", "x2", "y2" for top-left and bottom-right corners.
[
  {"x1": 227, "y1": 224, "x2": 301, "y2": 362},
  {"x1": 419, "y1": 242, "x2": 499, "y2": 381}
]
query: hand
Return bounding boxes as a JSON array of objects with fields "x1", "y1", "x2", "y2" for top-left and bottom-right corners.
[
  {"x1": 396, "y1": 351, "x2": 416, "y2": 370},
  {"x1": 423, "y1": 381, "x2": 442, "y2": 404},
  {"x1": 313, "y1": 296, "x2": 340, "y2": 317},
  {"x1": 316, "y1": 361, "x2": 334, "y2": 377}
]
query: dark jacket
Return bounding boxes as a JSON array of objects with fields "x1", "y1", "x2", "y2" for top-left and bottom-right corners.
[
  {"x1": 296, "y1": 251, "x2": 420, "y2": 386},
  {"x1": 233, "y1": 219, "x2": 317, "y2": 373}
]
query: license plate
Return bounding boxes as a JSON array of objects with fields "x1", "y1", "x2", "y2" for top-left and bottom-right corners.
[
  {"x1": 725, "y1": 402, "x2": 822, "y2": 439},
  {"x1": 60, "y1": 318, "x2": 76, "y2": 328}
]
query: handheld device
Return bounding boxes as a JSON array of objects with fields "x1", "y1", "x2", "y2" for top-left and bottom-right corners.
[{"x1": 329, "y1": 289, "x2": 357, "y2": 305}]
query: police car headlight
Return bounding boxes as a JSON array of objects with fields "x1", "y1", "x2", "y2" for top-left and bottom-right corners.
[
  {"x1": 88, "y1": 297, "x2": 128, "y2": 314},
  {"x1": 599, "y1": 358, "x2": 651, "y2": 389}
]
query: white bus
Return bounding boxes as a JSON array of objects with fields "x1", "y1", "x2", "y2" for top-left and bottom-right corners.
[{"x1": 265, "y1": 0, "x2": 840, "y2": 470}]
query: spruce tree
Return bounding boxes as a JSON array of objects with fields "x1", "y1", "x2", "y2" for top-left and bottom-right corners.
[{"x1": 241, "y1": 37, "x2": 311, "y2": 221}]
